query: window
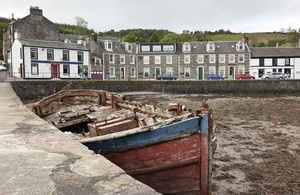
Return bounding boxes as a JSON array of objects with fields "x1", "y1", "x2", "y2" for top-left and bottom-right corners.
[
  {"x1": 20, "y1": 48, "x2": 23, "y2": 59},
  {"x1": 31, "y1": 63, "x2": 38, "y2": 75},
  {"x1": 77, "y1": 51, "x2": 83, "y2": 62},
  {"x1": 62, "y1": 50, "x2": 69, "y2": 61},
  {"x1": 219, "y1": 66, "x2": 225, "y2": 77},
  {"x1": 155, "y1": 56, "x2": 161, "y2": 64},
  {"x1": 131, "y1": 68, "x2": 136, "y2": 77},
  {"x1": 236, "y1": 41, "x2": 245, "y2": 51},
  {"x1": 182, "y1": 42, "x2": 191, "y2": 52},
  {"x1": 153, "y1": 45, "x2": 161, "y2": 51},
  {"x1": 206, "y1": 42, "x2": 215, "y2": 52},
  {"x1": 30, "y1": 48, "x2": 38, "y2": 59},
  {"x1": 63, "y1": 64, "x2": 70, "y2": 75},
  {"x1": 129, "y1": 55, "x2": 135, "y2": 64},
  {"x1": 209, "y1": 54, "x2": 215, "y2": 63},
  {"x1": 219, "y1": 54, "x2": 225, "y2": 63},
  {"x1": 285, "y1": 58, "x2": 290, "y2": 66},
  {"x1": 143, "y1": 67, "x2": 150, "y2": 78},
  {"x1": 95, "y1": 57, "x2": 101, "y2": 65},
  {"x1": 105, "y1": 41, "x2": 113, "y2": 50},
  {"x1": 163, "y1": 45, "x2": 174, "y2": 51},
  {"x1": 197, "y1": 55, "x2": 204, "y2": 63},
  {"x1": 143, "y1": 56, "x2": 149, "y2": 64},
  {"x1": 120, "y1": 55, "x2": 125, "y2": 64},
  {"x1": 125, "y1": 43, "x2": 132, "y2": 52},
  {"x1": 238, "y1": 54, "x2": 244, "y2": 63},
  {"x1": 238, "y1": 65, "x2": 244, "y2": 74},
  {"x1": 47, "y1": 49, "x2": 54, "y2": 60},
  {"x1": 166, "y1": 55, "x2": 172, "y2": 64},
  {"x1": 109, "y1": 67, "x2": 115, "y2": 77},
  {"x1": 229, "y1": 54, "x2": 235, "y2": 63},
  {"x1": 209, "y1": 66, "x2": 215, "y2": 74},
  {"x1": 109, "y1": 54, "x2": 114, "y2": 63},
  {"x1": 184, "y1": 55, "x2": 190, "y2": 64},
  {"x1": 166, "y1": 67, "x2": 173, "y2": 75},
  {"x1": 184, "y1": 67, "x2": 190, "y2": 78},
  {"x1": 141, "y1": 45, "x2": 150, "y2": 52}
]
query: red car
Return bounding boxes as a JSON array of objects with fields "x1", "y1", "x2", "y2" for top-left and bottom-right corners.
[{"x1": 235, "y1": 74, "x2": 255, "y2": 80}]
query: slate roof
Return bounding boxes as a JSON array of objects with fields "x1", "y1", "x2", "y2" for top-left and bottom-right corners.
[
  {"x1": 96, "y1": 39, "x2": 137, "y2": 54},
  {"x1": 250, "y1": 47, "x2": 300, "y2": 58},
  {"x1": 188, "y1": 41, "x2": 251, "y2": 54},
  {"x1": 18, "y1": 39, "x2": 89, "y2": 51},
  {"x1": 59, "y1": 34, "x2": 89, "y2": 44}
]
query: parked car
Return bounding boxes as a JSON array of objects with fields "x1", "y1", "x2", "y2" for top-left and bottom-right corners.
[
  {"x1": 261, "y1": 72, "x2": 287, "y2": 79},
  {"x1": 0, "y1": 64, "x2": 7, "y2": 71},
  {"x1": 207, "y1": 74, "x2": 224, "y2": 80},
  {"x1": 235, "y1": 74, "x2": 255, "y2": 80},
  {"x1": 156, "y1": 74, "x2": 177, "y2": 80}
]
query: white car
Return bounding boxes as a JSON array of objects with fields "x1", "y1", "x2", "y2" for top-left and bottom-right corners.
[
  {"x1": 261, "y1": 72, "x2": 287, "y2": 79},
  {"x1": 0, "y1": 64, "x2": 7, "y2": 71}
]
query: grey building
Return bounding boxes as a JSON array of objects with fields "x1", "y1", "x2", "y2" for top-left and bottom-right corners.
[
  {"x1": 3, "y1": 6, "x2": 60, "y2": 70},
  {"x1": 88, "y1": 34, "x2": 137, "y2": 80}
]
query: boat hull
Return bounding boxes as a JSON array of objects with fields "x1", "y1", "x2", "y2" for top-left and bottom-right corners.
[{"x1": 82, "y1": 114, "x2": 213, "y2": 195}]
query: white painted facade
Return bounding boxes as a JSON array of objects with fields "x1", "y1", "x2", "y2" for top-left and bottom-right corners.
[
  {"x1": 11, "y1": 38, "x2": 90, "y2": 79},
  {"x1": 250, "y1": 48, "x2": 300, "y2": 79},
  {"x1": 250, "y1": 58, "x2": 297, "y2": 79}
]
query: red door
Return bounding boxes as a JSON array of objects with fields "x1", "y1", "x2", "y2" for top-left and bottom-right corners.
[
  {"x1": 51, "y1": 62, "x2": 60, "y2": 79},
  {"x1": 20, "y1": 63, "x2": 23, "y2": 78}
]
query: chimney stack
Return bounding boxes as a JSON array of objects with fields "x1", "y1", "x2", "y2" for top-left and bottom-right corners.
[{"x1": 30, "y1": 6, "x2": 43, "y2": 16}]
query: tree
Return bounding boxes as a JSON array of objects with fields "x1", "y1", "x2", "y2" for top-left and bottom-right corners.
[
  {"x1": 160, "y1": 33, "x2": 180, "y2": 42},
  {"x1": 75, "y1": 16, "x2": 88, "y2": 28}
]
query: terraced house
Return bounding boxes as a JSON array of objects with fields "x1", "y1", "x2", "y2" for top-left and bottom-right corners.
[
  {"x1": 250, "y1": 47, "x2": 300, "y2": 79},
  {"x1": 134, "y1": 39, "x2": 251, "y2": 80},
  {"x1": 4, "y1": 6, "x2": 91, "y2": 79},
  {"x1": 88, "y1": 35, "x2": 137, "y2": 80},
  {"x1": 177, "y1": 39, "x2": 251, "y2": 80},
  {"x1": 88, "y1": 38, "x2": 251, "y2": 81}
]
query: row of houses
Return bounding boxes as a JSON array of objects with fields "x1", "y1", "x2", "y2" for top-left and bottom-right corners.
[{"x1": 3, "y1": 6, "x2": 300, "y2": 80}]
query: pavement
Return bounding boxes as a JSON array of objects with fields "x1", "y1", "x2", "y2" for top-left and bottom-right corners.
[{"x1": 0, "y1": 82, "x2": 160, "y2": 195}]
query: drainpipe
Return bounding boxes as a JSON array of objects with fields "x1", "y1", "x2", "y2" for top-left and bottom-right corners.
[{"x1": 102, "y1": 53, "x2": 104, "y2": 80}]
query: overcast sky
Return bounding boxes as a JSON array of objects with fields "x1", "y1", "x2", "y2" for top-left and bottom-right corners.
[{"x1": 1, "y1": 0, "x2": 300, "y2": 33}]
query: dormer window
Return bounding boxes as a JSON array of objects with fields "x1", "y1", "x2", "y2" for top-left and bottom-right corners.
[
  {"x1": 206, "y1": 42, "x2": 215, "y2": 52},
  {"x1": 64, "y1": 38, "x2": 71, "y2": 44},
  {"x1": 125, "y1": 43, "x2": 132, "y2": 52},
  {"x1": 236, "y1": 41, "x2": 245, "y2": 51},
  {"x1": 182, "y1": 42, "x2": 191, "y2": 53},
  {"x1": 105, "y1": 41, "x2": 113, "y2": 51}
]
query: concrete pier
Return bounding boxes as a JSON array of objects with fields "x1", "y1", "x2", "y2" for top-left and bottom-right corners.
[{"x1": 0, "y1": 83, "x2": 160, "y2": 195}]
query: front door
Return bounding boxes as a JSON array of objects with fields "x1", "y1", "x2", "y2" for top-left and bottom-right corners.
[
  {"x1": 258, "y1": 69, "x2": 264, "y2": 78},
  {"x1": 51, "y1": 62, "x2": 60, "y2": 79},
  {"x1": 229, "y1": 67, "x2": 235, "y2": 80},
  {"x1": 155, "y1": 67, "x2": 161, "y2": 78},
  {"x1": 198, "y1": 67, "x2": 204, "y2": 80},
  {"x1": 120, "y1": 67, "x2": 125, "y2": 80}
]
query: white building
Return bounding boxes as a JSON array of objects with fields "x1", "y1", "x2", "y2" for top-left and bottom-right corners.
[
  {"x1": 250, "y1": 47, "x2": 300, "y2": 79},
  {"x1": 11, "y1": 36, "x2": 90, "y2": 79}
]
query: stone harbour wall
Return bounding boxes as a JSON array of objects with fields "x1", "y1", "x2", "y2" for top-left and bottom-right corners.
[{"x1": 10, "y1": 80, "x2": 300, "y2": 101}]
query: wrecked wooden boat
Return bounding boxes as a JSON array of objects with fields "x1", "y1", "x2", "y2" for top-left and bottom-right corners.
[{"x1": 32, "y1": 89, "x2": 216, "y2": 195}]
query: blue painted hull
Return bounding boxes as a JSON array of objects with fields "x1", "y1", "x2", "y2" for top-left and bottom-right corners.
[{"x1": 82, "y1": 116, "x2": 203, "y2": 154}]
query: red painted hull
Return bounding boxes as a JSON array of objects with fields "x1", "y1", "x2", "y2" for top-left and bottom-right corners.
[{"x1": 103, "y1": 133, "x2": 209, "y2": 195}]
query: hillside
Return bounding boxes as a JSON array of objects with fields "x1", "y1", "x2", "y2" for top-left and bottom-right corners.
[{"x1": 0, "y1": 15, "x2": 298, "y2": 60}]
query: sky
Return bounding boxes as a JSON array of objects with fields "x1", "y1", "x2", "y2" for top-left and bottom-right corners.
[{"x1": 1, "y1": 0, "x2": 300, "y2": 33}]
